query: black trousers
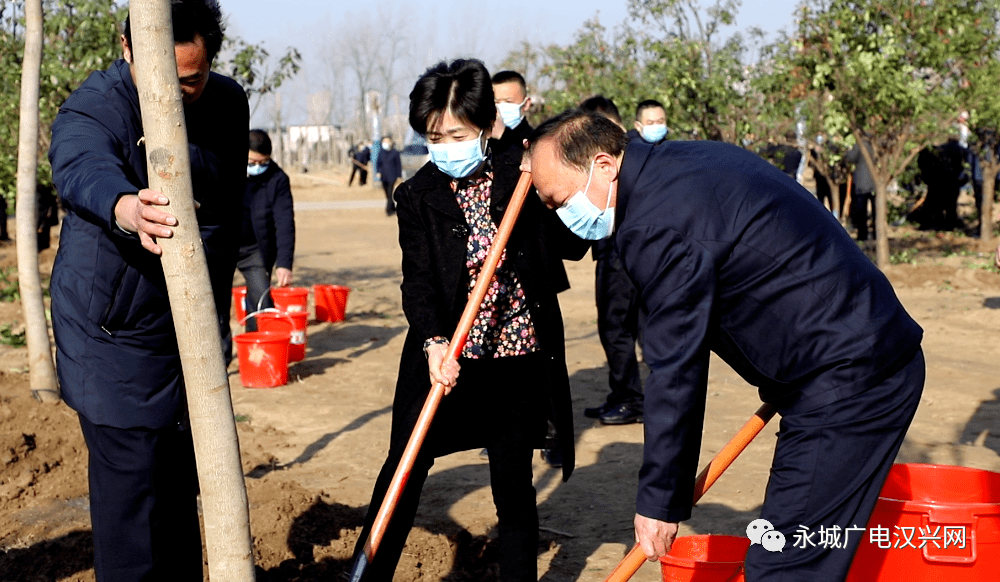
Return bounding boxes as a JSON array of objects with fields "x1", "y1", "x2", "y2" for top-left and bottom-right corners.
[
  {"x1": 382, "y1": 179, "x2": 396, "y2": 213},
  {"x1": 78, "y1": 415, "x2": 202, "y2": 582},
  {"x1": 237, "y1": 244, "x2": 273, "y2": 332},
  {"x1": 349, "y1": 165, "x2": 368, "y2": 186},
  {"x1": 850, "y1": 191, "x2": 876, "y2": 241},
  {"x1": 744, "y1": 349, "x2": 925, "y2": 582},
  {"x1": 354, "y1": 355, "x2": 545, "y2": 581},
  {"x1": 595, "y1": 246, "x2": 643, "y2": 407}
]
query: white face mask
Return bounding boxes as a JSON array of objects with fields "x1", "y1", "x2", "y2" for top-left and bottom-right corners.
[
  {"x1": 497, "y1": 97, "x2": 528, "y2": 130},
  {"x1": 641, "y1": 123, "x2": 668, "y2": 143},
  {"x1": 554, "y1": 159, "x2": 615, "y2": 240},
  {"x1": 426, "y1": 131, "x2": 485, "y2": 179}
]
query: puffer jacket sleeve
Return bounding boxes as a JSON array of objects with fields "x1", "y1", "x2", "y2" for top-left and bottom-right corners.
[{"x1": 49, "y1": 89, "x2": 141, "y2": 236}]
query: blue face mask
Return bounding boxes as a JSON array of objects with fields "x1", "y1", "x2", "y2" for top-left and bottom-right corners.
[
  {"x1": 427, "y1": 131, "x2": 485, "y2": 179},
  {"x1": 497, "y1": 99, "x2": 527, "y2": 130},
  {"x1": 247, "y1": 162, "x2": 269, "y2": 177},
  {"x1": 555, "y1": 159, "x2": 615, "y2": 240},
  {"x1": 641, "y1": 124, "x2": 668, "y2": 143}
]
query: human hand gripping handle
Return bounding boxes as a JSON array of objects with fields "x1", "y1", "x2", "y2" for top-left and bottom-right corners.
[
  {"x1": 605, "y1": 403, "x2": 777, "y2": 582},
  {"x1": 349, "y1": 171, "x2": 534, "y2": 582},
  {"x1": 425, "y1": 342, "x2": 460, "y2": 394}
]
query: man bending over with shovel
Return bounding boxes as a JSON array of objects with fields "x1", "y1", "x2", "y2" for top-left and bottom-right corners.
[{"x1": 527, "y1": 109, "x2": 924, "y2": 581}]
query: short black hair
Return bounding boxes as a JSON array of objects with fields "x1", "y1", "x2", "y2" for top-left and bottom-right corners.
[
  {"x1": 409, "y1": 59, "x2": 496, "y2": 136},
  {"x1": 529, "y1": 109, "x2": 628, "y2": 172},
  {"x1": 491, "y1": 70, "x2": 527, "y2": 91},
  {"x1": 248, "y1": 129, "x2": 272, "y2": 155},
  {"x1": 635, "y1": 99, "x2": 666, "y2": 120},
  {"x1": 580, "y1": 95, "x2": 622, "y2": 125},
  {"x1": 124, "y1": 0, "x2": 225, "y2": 63}
]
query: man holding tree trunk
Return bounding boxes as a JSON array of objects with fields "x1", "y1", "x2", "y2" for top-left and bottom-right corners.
[{"x1": 47, "y1": 1, "x2": 247, "y2": 579}]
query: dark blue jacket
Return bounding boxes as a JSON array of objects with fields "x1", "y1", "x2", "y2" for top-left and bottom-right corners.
[
  {"x1": 49, "y1": 59, "x2": 249, "y2": 429},
  {"x1": 614, "y1": 140, "x2": 923, "y2": 523},
  {"x1": 377, "y1": 147, "x2": 403, "y2": 184},
  {"x1": 245, "y1": 162, "x2": 295, "y2": 271}
]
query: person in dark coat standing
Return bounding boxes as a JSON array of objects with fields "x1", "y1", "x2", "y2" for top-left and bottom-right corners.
[
  {"x1": 528, "y1": 110, "x2": 924, "y2": 582},
  {"x1": 491, "y1": 70, "x2": 533, "y2": 153},
  {"x1": 910, "y1": 138, "x2": 970, "y2": 231},
  {"x1": 47, "y1": 2, "x2": 248, "y2": 580},
  {"x1": 353, "y1": 59, "x2": 588, "y2": 582},
  {"x1": 845, "y1": 142, "x2": 877, "y2": 240},
  {"x1": 240, "y1": 129, "x2": 296, "y2": 330},
  {"x1": 376, "y1": 135, "x2": 402, "y2": 215},
  {"x1": 579, "y1": 96, "x2": 645, "y2": 425},
  {"x1": 349, "y1": 141, "x2": 370, "y2": 186}
]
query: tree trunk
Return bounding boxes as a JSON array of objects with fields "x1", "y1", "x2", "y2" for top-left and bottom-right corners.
[
  {"x1": 874, "y1": 182, "x2": 890, "y2": 269},
  {"x1": 980, "y1": 162, "x2": 997, "y2": 249},
  {"x1": 128, "y1": 2, "x2": 255, "y2": 580},
  {"x1": 15, "y1": 0, "x2": 59, "y2": 403}
]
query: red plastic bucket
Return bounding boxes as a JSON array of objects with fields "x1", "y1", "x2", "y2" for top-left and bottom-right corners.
[
  {"x1": 234, "y1": 331, "x2": 289, "y2": 388},
  {"x1": 256, "y1": 310, "x2": 308, "y2": 362},
  {"x1": 659, "y1": 535, "x2": 749, "y2": 582},
  {"x1": 848, "y1": 463, "x2": 1000, "y2": 581},
  {"x1": 270, "y1": 287, "x2": 308, "y2": 316},
  {"x1": 232, "y1": 286, "x2": 248, "y2": 322},
  {"x1": 314, "y1": 284, "x2": 350, "y2": 322}
]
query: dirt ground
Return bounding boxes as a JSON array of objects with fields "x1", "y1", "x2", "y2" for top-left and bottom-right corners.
[{"x1": 1, "y1": 168, "x2": 998, "y2": 582}]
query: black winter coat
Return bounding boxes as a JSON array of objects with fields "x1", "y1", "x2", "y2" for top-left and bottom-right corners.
[
  {"x1": 377, "y1": 147, "x2": 403, "y2": 185},
  {"x1": 390, "y1": 141, "x2": 589, "y2": 481},
  {"x1": 49, "y1": 59, "x2": 248, "y2": 429},
  {"x1": 245, "y1": 162, "x2": 296, "y2": 271}
]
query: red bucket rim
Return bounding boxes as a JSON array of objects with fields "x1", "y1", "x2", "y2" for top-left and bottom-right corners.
[
  {"x1": 235, "y1": 331, "x2": 290, "y2": 344},
  {"x1": 659, "y1": 535, "x2": 750, "y2": 568},
  {"x1": 270, "y1": 286, "x2": 308, "y2": 296}
]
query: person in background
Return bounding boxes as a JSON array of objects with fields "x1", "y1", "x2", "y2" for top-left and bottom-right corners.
[
  {"x1": 376, "y1": 135, "x2": 402, "y2": 215},
  {"x1": 348, "y1": 141, "x2": 370, "y2": 186},
  {"x1": 579, "y1": 95, "x2": 644, "y2": 425},
  {"x1": 910, "y1": 137, "x2": 969, "y2": 231},
  {"x1": 353, "y1": 59, "x2": 588, "y2": 582},
  {"x1": 491, "y1": 70, "x2": 533, "y2": 152},
  {"x1": 845, "y1": 142, "x2": 877, "y2": 241},
  {"x1": 47, "y1": 1, "x2": 248, "y2": 579},
  {"x1": 628, "y1": 99, "x2": 669, "y2": 145},
  {"x1": 239, "y1": 129, "x2": 296, "y2": 330},
  {"x1": 35, "y1": 184, "x2": 60, "y2": 251}
]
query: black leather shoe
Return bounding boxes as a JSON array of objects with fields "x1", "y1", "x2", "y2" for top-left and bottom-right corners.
[
  {"x1": 584, "y1": 402, "x2": 615, "y2": 418},
  {"x1": 599, "y1": 403, "x2": 643, "y2": 425},
  {"x1": 540, "y1": 448, "x2": 562, "y2": 468}
]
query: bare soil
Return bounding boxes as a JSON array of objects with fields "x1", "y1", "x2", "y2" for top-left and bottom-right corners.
[{"x1": 1, "y1": 170, "x2": 998, "y2": 582}]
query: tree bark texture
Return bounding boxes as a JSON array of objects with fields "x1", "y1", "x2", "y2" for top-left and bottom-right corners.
[
  {"x1": 15, "y1": 0, "x2": 60, "y2": 403},
  {"x1": 981, "y1": 163, "x2": 997, "y2": 249},
  {"x1": 128, "y1": 1, "x2": 255, "y2": 580}
]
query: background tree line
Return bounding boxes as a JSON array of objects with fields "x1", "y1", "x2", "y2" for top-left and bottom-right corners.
[
  {"x1": 503, "y1": 0, "x2": 1000, "y2": 267},
  {"x1": 0, "y1": 0, "x2": 299, "y2": 213}
]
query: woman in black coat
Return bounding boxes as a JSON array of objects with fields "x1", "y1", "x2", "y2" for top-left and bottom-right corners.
[
  {"x1": 353, "y1": 59, "x2": 587, "y2": 581},
  {"x1": 241, "y1": 129, "x2": 295, "y2": 329}
]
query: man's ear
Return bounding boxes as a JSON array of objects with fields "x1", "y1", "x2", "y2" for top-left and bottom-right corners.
[
  {"x1": 595, "y1": 151, "x2": 620, "y2": 182},
  {"x1": 634, "y1": 120, "x2": 643, "y2": 133},
  {"x1": 120, "y1": 34, "x2": 133, "y2": 64}
]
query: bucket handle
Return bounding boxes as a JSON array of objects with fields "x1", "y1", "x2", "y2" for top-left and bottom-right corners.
[
  {"x1": 921, "y1": 515, "x2": 978, "y2": 565},
  {"x1": 239, "y1": 307, "x2": 290, "y2": 327},
  {"x1": 256, "y1": 285, "x2": 275, "y2": 313}
]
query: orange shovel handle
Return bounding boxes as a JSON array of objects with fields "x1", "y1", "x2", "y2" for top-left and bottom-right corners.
[
  {"x1": 603, "y1": 403, "x2": 777, "y2": 582},
  {"x1": 350, "y1": 172, "x2": 534, "y2": 582}
]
